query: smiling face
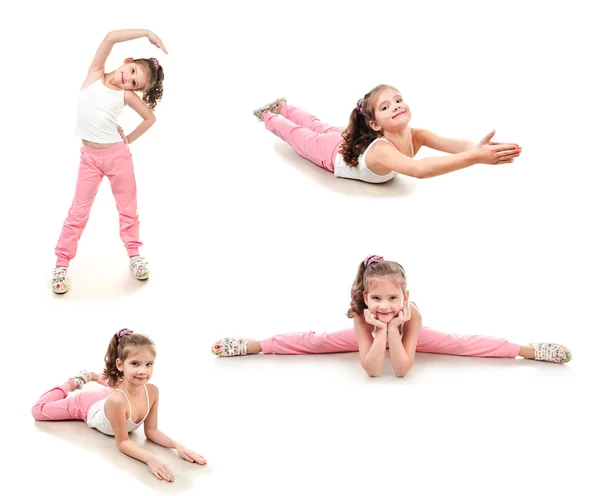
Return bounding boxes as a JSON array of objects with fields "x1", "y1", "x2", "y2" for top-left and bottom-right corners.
[
  {"x1": 363, "y1": 276, "x2": 408, "y2": 323},
  {"x1": 112, "y1": 59, "x2": 150, "y2": 91},
  {"x1": 116, "y1": 346, "x2": 155, "y2": 386},
  {"x1": 369, "y1": 87, "x2": 411, "y2": 133}
]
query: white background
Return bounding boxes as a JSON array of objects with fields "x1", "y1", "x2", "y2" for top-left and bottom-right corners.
[{"x1": 1, "y1": 1, "x2": 598, "y2": 494}]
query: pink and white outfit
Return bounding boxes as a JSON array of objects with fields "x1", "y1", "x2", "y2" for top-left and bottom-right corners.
[
  {"x1": 31, "y1": 379, "x2": 150, "y2": 436},
  {"x1": 263, "y1": 105, "x2": 397, "y2": 184},
  {"x1": 54, "y1": 77, "x2": 142, "y2": 267},
  {"x1": 258, "y1": 326, "x2": 520, "y2": 358}
]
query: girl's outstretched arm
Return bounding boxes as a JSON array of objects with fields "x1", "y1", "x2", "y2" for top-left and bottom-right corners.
[
  {"x1": 104, "y1": 391, "x2": 175, "y2": 482},
  {"x1": 387, "y1": 303, "x2": 422, "y2": 377},
  {"x1": 143, "y1": 385, "x2": 207, "y2": 465},
  {"x1": 413, "y1": 128, "x2": 475, "y2": 154},
  {"x1": 84, "y1": 30, "x2": 167, "y2": 86},
  {"x1": 354, "y1": 313, "x2": 387, "y2": 377},
  {"x1": 370, "y1": 138, "x2": 520, "y2": 179},
  {"x1": 414, "y1": 128, "x2": 520, "y2": 155}
]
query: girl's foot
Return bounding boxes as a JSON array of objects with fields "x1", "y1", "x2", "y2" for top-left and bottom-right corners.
[
  {"x1": 212, "y1": 338, "x2": 262, "y2": 357},
  {"x1": 530, "y1": 343, "x2": 572, "y2": 364},
  {"x1": 52, "y1": 266, "x2": 69, "y2": 294},
  {"x1": 253, "y1": 97, "x2": 287, "y2": 121},
  {"x1": 129, "y1": 256, "x2": 149, "y2": 280},
  {"x1": 68, "y1": 370, "x2": 93, "y2": 391}
]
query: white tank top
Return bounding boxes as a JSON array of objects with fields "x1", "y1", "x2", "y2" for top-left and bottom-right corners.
[
  {"x1": 87, "y1": 385, "x2": 150, "y2": 436},
  {"x1": 74, "y1": 77, "x2": 124, "y2": 143},
  {"x1": 334, "y1": 137, "x2": 398, "y2": 184}
]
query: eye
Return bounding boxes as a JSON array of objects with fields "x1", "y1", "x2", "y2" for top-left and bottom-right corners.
[
  {"x1": 390, "y1": 296, "x2": 397, "y2": 300},
  {"x1": 372, "y1": 296, "x2": 381, "y2": 301},
  {"x1": 381, "y1": 105, "x2": 388, "y2": 111}
]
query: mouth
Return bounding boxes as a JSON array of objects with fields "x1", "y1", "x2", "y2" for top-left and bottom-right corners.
[
  {"x1": 134, "y1": 376, "x2": 146, "y2": 380},
  {"x1": 377, "y1": 312, "x2": 393, "y2": 317},
  {"x1": 121, "y1": 72, "x2": 124, "y2": 84},
  {"x1": 392, "y1": 110, "x2": 406, "y2": 119}
]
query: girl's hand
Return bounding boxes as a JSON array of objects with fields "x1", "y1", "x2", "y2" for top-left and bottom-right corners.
[
  {"x1": 117, "y1": 125, "x2": 129, "y2": 144},
  {"x1": 177, "y1": 446, "x2": 207, "y2": 465},
  {"x1": 364, "y1": 309, "x2": 387, "y2": 332},
  {"x1": 389, "y1": 302, "x2": 412, "y2": 330},
  {"x1": 475, "y1": 130, "x2": 521, "y2": 165},
  {"x1": 146, "y1": 31, "x2": 168, "y2": 54},
  {"x1": 146, "y1": 455, "x2": 174, "y2": 482}
]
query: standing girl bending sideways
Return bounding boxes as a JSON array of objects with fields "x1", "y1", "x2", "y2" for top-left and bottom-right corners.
[
  {"x1": 253, "y1": 85, "x2": 522, "y2": 184},
  {"x1": 52, "y1": 29, "x2": 168, "y2": 294},
  {"x1": 212, "y1": 256, "x2": 571, "y2": 377},
  {"x1": 32, "y1": 329, "x2": 206, "y2": 482}
]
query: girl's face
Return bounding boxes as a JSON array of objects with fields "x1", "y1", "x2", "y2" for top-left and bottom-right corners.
[
  {"x1": 370, "y1": 87, "x2": 411, "y2": 133},
  {"x1": 113, "y1": 59, "x2": 149, "y2": 91},
  {"x1": 364, "y1": 277, "x2": 408, "y2": 324},
  {"x1": 116, "y1": 346, "x2": 155, "y2": 386}
]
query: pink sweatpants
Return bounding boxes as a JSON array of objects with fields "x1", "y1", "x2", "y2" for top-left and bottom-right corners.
[
  {"x1": 32, "y1": 379, "x2": 110, "y2": 422},
  {"x1": 260, "y1": 326, "x2": 521, "y2": 358},
  {"x1": 263, "y1": 105, "x2": 344, "y2": 172},
  {"x1": 55, "y1": 142, "x2": 142, "y2": 267}
]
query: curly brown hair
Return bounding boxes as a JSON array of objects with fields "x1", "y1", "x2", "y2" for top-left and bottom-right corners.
[
  {"x1": 338, "y1": 84, "x2": 398, "y2": 168},
  {"x1": 103, "y1": 330, "x2": 156, "y2": 387},
  {"x1": 134, "y1": 58, "x2": 164, "y2": 111},
  {"x1": 347, "y1": 257, "x2": 407, "y2": 318}
]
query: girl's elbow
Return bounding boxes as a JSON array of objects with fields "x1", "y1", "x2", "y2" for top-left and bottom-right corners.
[{"x1": 361, "y1": 361, "x2": 380, "y2": 377}]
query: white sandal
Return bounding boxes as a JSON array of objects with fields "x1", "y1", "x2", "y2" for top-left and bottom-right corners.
[
  {"x1": 253, "y1": 97, "x2": 287, "y2": 121},
  {"x1": 69, "y1": 370, "x2": 92, "y2": 390},
  {"x1": 530, "y1": 343, "x2": 572, "y2": 364},
  {"x1": 212, "y1": 338, "x2": 250, "y2": 357}
]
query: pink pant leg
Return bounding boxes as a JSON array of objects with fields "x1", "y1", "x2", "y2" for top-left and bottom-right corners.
[
  {"x1": 260, "y1": 328, "x2": 358, "y2": 354},
  {"x1": 263, "y1": 109, "x2": 343, "y2": 172},
  {"x1": 54, "y1": 150, "x2": 104, "y2": 267},
  {"x1": 280, "y1": 105, "x2": 344, "y2": 134},
  {"x1": 105, "y1": 144, "x2": 142, "y2": 257},
  {"x1": 259, "y1": 325, "x2": 520, "y2": 358},
  {"x1": 415, "y1": 326, "x2": 520, "y2": 358},
  {"x1": 32, "y1": 383, "x2": 110, "y2": 421}
]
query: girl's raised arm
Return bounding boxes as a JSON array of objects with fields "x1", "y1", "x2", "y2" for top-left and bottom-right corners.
[
  {"x1": 104, "y1": 392, "x2": 174, "y2": 482},
  {"x1": 85, "y1": 30, "x2": 167, "y2": 83}
]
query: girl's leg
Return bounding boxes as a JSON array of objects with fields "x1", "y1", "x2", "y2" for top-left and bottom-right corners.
[
  {"x1": 31, "y1": 383, "x2": 110, "y2": 421},
  {"x1": 263, "y1": 112, "x2": 343, "y2": 172},
  {"x1": 259, "y1": 328, "x2": 359, "y2": 354},
  {"x1": 415, "y1": 326, "x2": 520, "y2": 358},
  {"x1": 279, "y1": 105, "x2": 345, "y2": 135},
  {"x1": 105, "y1": 144, "x2": 142, "y2": 257},
  {"x1": 54, "y1": 150, "x2": 104, "y2": 267}
]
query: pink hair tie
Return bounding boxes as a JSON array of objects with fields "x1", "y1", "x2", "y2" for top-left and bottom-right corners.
[
  {"x1": 364, "y1": 255, "x2": 384, "y2": 268},
  {"x1": 356, "y1": 98, "x2": 364, "y2": 114},
  {"x1": 117, "y1": 328, "x2": 134, "y2": 343},
  {"x1": 149, "y1": 57, "x2": 159, "y2": 70}
]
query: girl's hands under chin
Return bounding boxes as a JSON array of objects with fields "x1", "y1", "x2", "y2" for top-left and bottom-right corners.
[
  {"x1": 389, "y1": 302, "x2": 411, "y2": 329},
  {"x1": 364, "y1": 309, "x2": 387, "y2": 332}
]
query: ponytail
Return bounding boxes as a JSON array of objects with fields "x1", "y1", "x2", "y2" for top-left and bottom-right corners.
[{"x1": 338, "y1": 84, "x2": 398, "y2": 168}]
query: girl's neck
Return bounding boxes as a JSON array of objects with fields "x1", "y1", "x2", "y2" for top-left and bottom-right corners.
[
  {"x1": 382, "y1": 126, "x2": 412, "y2": 142},
  {"x1": 117, "y1": 380, "x2": 145, "y2": 396},
  {"x1": 102, "y1": 71, "x2": 119, "y2": 90}
]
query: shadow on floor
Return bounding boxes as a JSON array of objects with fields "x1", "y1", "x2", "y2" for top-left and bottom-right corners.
[
  {"x1": 274, "y1": 143, "x2": 419, "y2": 198},
  {"x1": 34, "y1": 420, "x2": 210, "y2": 492}
]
